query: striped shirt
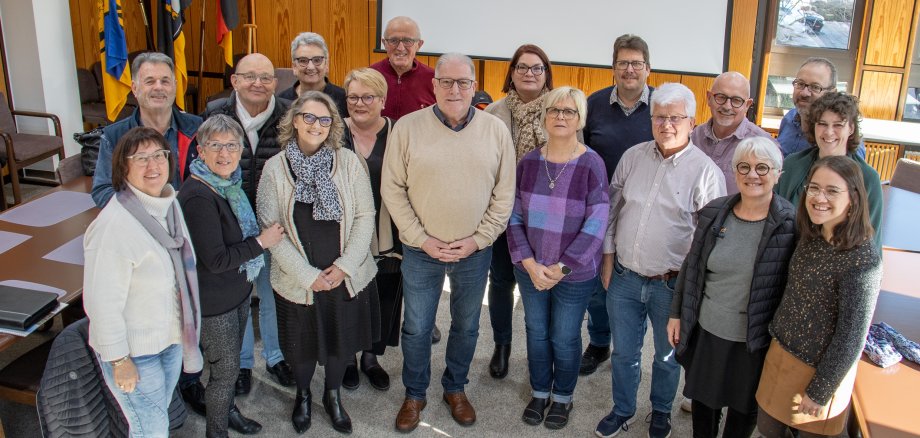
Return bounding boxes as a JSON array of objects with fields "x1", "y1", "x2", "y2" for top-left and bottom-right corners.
[{"x1": 507, "y1": 147, "x2": 609, "y2": 282}]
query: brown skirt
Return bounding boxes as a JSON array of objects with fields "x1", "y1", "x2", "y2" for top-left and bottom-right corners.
[{"x1": 755, "y1": 339, "x2": 856, "y2": 436}]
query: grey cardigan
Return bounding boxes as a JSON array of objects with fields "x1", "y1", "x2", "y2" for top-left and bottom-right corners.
[{"x1": 256, "y1": 147, "x2": 377, "y2": 305}]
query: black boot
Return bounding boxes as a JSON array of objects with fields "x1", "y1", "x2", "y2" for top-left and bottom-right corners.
[
  {"x1": 323, "y1": 388, "x2": 353, "y2": 434},
  {"x1": 291, "y1": 389, "x2": 312, "y2": 434},
  {"x1": 228, "y1": 404, "x2": 262, "y2": 434},
  {"x1": 489, "y1": 343, "x2": 511, "y2": 378}
]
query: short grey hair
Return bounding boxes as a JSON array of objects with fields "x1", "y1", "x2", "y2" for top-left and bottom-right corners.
[
  {"x1": 731, "y1": 136, "x2": 784, "y2": 174},
  {"x1": 542, "y1": 86, "x2": 588, "y2": 130},
  {"x1": 197, "y1": 114, "x2": 245, "y2": 146},
  {"x1": 435, "y1": 53, "x2": 475, "y2": 78},
  {"x1": 131, "y1": 52, "x2": 174, "y2": 81},
  {"x1": 650, "y1": 82, "x2": 696, "y2": 118},
  {"x1": 801, "y1": 57, "x2": 837, "y2": 87},
  {"x1": 290, "y1": 32, "x2": 329, "y2": 60}
]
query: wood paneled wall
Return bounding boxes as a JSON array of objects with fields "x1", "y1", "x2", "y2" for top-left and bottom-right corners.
[
  {"x1": 67, "y1": 1, "x2": 765, "y2": 123},
  {"x1": 855, "y1": 0, "x2": 920, "y2": 120}
]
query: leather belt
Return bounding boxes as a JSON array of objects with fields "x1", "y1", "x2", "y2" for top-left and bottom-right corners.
[{"x1": 646, "y1": 270, "x2": 679, "y2": 282}]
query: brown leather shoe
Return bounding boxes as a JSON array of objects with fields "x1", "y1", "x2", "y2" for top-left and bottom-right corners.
[
  {"x1": 442, "y1": 392, "x2": 476, "y2": 426},
  {"x1": 395, "y1": 398, "x2": 426, "y2": 433}
]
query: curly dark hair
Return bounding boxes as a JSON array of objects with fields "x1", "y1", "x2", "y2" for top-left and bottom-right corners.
[{"x1": 805, "y1": 92, "x2": 862, "y2": 154}]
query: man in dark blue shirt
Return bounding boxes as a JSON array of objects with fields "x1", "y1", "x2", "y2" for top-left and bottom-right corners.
[{"x1": 580, "y1": 34, "x2": 655, "y2": 377}]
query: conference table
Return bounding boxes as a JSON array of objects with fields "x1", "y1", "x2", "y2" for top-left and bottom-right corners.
[
  {"x1": 850, "y1": 247, "x2": 920, "y2": 438},
  {"x1": 0, "y1": 176, "x2": 96, "y2": 351}
]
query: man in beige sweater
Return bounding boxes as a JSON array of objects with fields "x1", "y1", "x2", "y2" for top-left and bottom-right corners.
[{"x1": 382, "y1": 52, "x2": 515, "y2": 433}]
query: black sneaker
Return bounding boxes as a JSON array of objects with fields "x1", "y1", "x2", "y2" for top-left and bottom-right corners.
[
  {"x1": 646, "y1": 411, "x2": 671, "y2": 438},
  {"x1": 579, "y1": 344, "x2": 611, "y2": 376},
  {"x1": 521, "y1": 397, "x2": 549, "y2": 425},
  {"x1": 543, "y1": 401, "x2": 573, "y2": 430},
  {"x1": 595, "y1": 411, "x2": 635, "y2": 438},
  {"x1": 266, "y1": 360, "x2": 295, "y2": 387}
]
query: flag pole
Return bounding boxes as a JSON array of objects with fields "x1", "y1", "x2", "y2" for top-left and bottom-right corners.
[
  {"x1": 137, "y1": 0, "x2": 155, "y2": 50},
  {"x1": 197, "y1": 0, "x2": 206, "y2": 110}
]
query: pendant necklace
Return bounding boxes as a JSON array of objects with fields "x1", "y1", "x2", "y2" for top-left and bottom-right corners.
[{"x1": 543, "y1": 142, "x2": 578, "y2": 190}]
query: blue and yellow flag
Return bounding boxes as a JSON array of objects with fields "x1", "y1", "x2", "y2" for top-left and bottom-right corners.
[
  {"x1": 157, "y1": 0, "x2": 191, "y2": 110},
  {"x1": 98, "y1": 0, "x2": 132, "y2": 121}
]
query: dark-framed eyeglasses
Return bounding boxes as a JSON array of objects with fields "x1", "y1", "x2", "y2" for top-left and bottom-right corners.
[
  {"x1": 735, "y1": 162, "x2": 772, "y2": 176},
  {"x1": 128, "y1": 149, "x2": 170, "y2": 165},
  {"x1": 546, "y1": 107, "x2": 578, "y2": 120},
  {"x1": 235, "y1": 72, "x2": 276, "y2": 84},
  {"x1": 514, "y1": 64, "x2": 546, "y2": 76},
  {"x1": 651, "y1": 115, "x2": 689, "y2": 126},
  {"x1": 294, "y1": 56, "x2": 326, "y2": 68},
  {"x1": 298, "y1": 112, "x2": 333, "y2": 127},
  {"x1": 805, "y1": 184, "x2": 847, "y2": 200},
  {"x1": 434, "y1": 78, "x2": 474, "y2": 90},
  {"x1": 346, "y1": 95, "x2": 379, "y2": 105},
  {"x1": 382, "y1": 37, "x2": 418, "y2": 48},
  {"x1": 204, "y1": 141, "x2": 243, "y2": 153},
  {"x1": 712, "y1": 93, "x2": 748, "y2": 109},
  {"x1": 614, "y1": 60, "x2": 647, "y2": 71},
  {"x1": 791, "y1": 79, "x2": 833, "y2": 94}
]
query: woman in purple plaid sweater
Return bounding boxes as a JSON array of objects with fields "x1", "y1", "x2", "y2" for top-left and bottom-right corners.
[{"x1": 506, "y1": 86, "x2": 609, "y2": 430}]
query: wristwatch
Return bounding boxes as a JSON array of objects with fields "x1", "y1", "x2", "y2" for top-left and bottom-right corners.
[{"x1": 558, "y1": 262, "x2": 572, "y2": 276}]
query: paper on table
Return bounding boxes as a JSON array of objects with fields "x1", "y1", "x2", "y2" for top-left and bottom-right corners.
[
  {"x1": 43, "y1": 234, "x2": 85, "y2": 265},
  {"x1": 0, "y1": 191, "x2": 95, "y2": 227},
  {"x1": 0, "y1": 230, "x2": 30, "y2": 255},
  {"x1": 0, "y1": 280, "x2": 67, "y2": 337}
]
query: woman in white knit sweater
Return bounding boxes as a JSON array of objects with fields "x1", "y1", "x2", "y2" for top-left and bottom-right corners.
[
  {"x1": 83, "y1": 127, "x2": 203, "y2": 437},
  {"x1": 257, "y1": 91, "x2": 379, "y2": 435}
]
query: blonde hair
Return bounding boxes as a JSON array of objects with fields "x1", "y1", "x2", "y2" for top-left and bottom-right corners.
[
  {"x1": 277, "y1": 91, "x2": 344, "y2": 149},
  {"x1": 541, "y1": 86, "x2": 588, "y2": 130},
  {"x1": 343, "y1": 68, "x2": 388, "y2": 98}
]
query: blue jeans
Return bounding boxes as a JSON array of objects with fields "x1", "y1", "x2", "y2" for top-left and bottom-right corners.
[
  {"x1": 241, "y1": 253, "x2": 284, "y2": 368},
  {"x1": 586, "y1": 282, "x2": 610, "y2": 347},
  {"x1": 400, "y1": 245, "x2": 492, "y2": 400},
  {"x1": 488, "y1": 232, "x2": 516, "y2": 345},
  {"x1": 515, "y1": 268, "x2": 595, "y2": 404},
  {"x1": 99, "y1": 344, "x2": 183, "y2": 438},
  {"x1": 607, "y1": 259, "x2": 680, "y2": 416}
]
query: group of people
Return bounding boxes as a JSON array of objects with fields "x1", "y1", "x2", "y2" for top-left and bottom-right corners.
[{"x1": 80, "y1": 14, "x2": 884, "y2": 438}]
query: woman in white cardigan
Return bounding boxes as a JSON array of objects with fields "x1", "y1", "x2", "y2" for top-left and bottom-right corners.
[
  {"x1": 257, "y1": 91, "x2": 379, "y2": 435},
  {"x1": 83, "y1": 127, "x2": 202, "y2": 437}
]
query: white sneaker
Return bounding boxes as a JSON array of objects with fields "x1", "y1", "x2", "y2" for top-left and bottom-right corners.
[{"x1": 680, "y1": 397, "x2": 692, "y2": 413}]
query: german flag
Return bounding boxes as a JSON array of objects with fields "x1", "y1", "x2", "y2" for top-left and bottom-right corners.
[
  {"x1": 157, "y1": 0, "x2": 191, "y2": 110},
  {"x1": 97, "y1": 0, "x2": 132, "y2": 121},
  {"x1": 216, "y1": 0, "x2": 238, "y2": 67}
]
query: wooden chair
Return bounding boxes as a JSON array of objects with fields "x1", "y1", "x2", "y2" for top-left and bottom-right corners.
[{"x1": 0, "y1": 92, "x2": 65, "y2": 206}]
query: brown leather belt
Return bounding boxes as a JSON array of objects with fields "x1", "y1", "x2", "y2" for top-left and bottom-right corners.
[{"x1": 646, "y1": 270, "x2": 679, "y2": 282}]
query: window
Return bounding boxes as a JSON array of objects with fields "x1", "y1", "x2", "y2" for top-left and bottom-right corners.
[
  {"x1": 763, "y1": 0, "x2": 864, "y2": 115},
  {"x1": 903, "y1": 23, "x2": 920, "y2": 122}
]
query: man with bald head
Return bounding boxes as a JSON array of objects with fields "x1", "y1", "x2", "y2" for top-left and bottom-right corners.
[
  {"x1": 371, "y1": 16, "x2": 436, "y2": 119},
  {"x1": 197, "y1": 53, "x2": 296, "y2": 401},
  {"x1": 691, "y1": 71, "x2": 779, "y2": 195},
  {"x1": 382, "y1": 53, "x2": 514, "y2": 432}
]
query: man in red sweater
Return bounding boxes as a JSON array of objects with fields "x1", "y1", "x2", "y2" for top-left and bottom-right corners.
[{"x1": 370, "y1": 16, "x2": 436, "y2": 120}]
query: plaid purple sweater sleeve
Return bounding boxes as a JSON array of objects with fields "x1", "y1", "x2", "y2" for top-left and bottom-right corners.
[{"x1": 507, "y1": 148, "x2": 610, "y2": 282}]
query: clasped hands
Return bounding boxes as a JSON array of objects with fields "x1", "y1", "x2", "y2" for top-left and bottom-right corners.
[
  {"x1": 421, "y1": 236, "x2": 478, "y2": 263},
  {"x1": 522, "y1": 258, "x2": 564, "y2": 291},
  {"x1": 310, "y1": 265, "x2": 346, "y2": 292}
]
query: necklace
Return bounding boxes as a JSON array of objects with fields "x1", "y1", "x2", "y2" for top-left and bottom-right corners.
[{"x1": 543, "y1": 142, "x2": 578, "y2": 189}]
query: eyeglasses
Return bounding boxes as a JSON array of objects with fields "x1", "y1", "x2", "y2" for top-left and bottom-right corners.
[
  {"x1": 128, "y1": 149, "x2": 170, "y2": 165},
  {"x1": 791, "y1": 79, "x2": 833, "y2": 94},
  {"x1": 382, "y1": 37, "x2": 418, "y2": 48},
  {"x1": 514, "y1": 64, "x2": 546, "y2": 76},
  {"x1": 712, "y1": 93, "x2": 748, "y2": 109},
  {"x1": 546, "y1": 107, "x2": 578, "y2": 120},
  {"x1": 204, "y1": 141, "x2": 243, "y2": 153},
  {"x1": 298, "y1": 112, "x2": 333, "y2": 127},
  {"x1": 346, "y1": 95, "x2": 379, "y2": 105},
  {"x1": 434, "y1": 78, "x2": 474, "y2": 90},
  {"x1": 294, "y1": 56, "x2": 326, "y2": 68},
  {"x1": 805, "y1": 184, "x2": 848, "y2": 200},
  {"x1": 651, "y1": 115, "x2": 689, "y2": 126},
  {"x1": 614, "y1": 60, "x2": 647, "y2": 71},
  {"x1": 234, "y1": 72, "x2": 276, "y2": 84},
  {"x1": 736, "y1": 162, "x2": 772, "y2": 176}
]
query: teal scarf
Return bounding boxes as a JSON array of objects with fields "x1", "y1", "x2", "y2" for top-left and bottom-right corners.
[{"x1": 189, "y1": 158, "x2": 264, "y2": 281}]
